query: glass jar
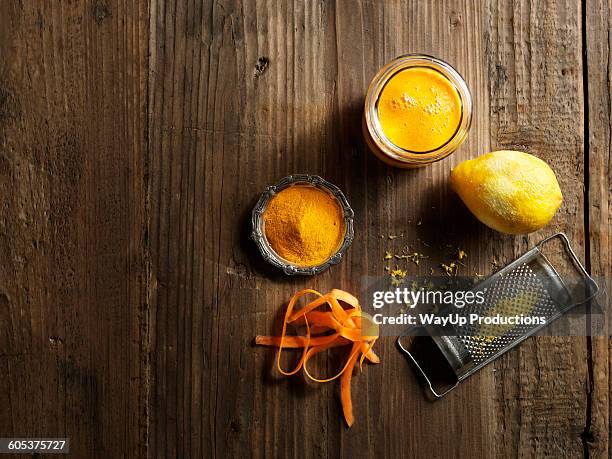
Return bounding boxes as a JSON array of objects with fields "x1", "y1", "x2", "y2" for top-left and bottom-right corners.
[{"x1": 363, "y1": 54, "x2": 472, "y2": 168}]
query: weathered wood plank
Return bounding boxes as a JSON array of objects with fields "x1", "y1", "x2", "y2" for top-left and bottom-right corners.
[
  {"x1": 0, "y1": 1, "x2": 149, "y2": 457},
  {"x1": 486, "y1": 0, "x2": 590, "y2": 457},
  {"x1": 585, "y1": 0, "x2": 611, "y2": 457},
  {"x1": 148, "y1": 1, "x2": 339, "y2": 456}
]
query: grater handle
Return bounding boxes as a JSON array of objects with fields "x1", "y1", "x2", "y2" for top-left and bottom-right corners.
[
  {"x1": 397, "y1": 335, "x2": 459, "y2": 398},
  {"x1": 536, "y1": 232, "x2": 600, "y2": 299}
]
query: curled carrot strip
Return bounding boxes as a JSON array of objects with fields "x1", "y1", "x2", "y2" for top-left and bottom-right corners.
[
  {"x1": 255, "y1": 334, "x2": 341, "y2": 348},
  {"x1": 341, "y1": 343, "x2": 360, "y2": 427},
  {"x1": 255, "y1": 289, "x2": 380, "y2": 427},
  {"x1": 275, "y1": 289, "x2": 321, "y2": 376}
]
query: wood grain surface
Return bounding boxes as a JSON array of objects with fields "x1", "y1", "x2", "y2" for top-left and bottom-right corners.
[
  {"x1": 0, "y1": 1, "x2": 149, "y2": 458},
  {"x1": 0, "y1": 1, "x2": 610, "y2": 458}
]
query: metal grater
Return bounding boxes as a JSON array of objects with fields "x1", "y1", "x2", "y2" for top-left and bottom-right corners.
[{"x1": 397, "y1": 233, "x2": 600, "y2": 398}]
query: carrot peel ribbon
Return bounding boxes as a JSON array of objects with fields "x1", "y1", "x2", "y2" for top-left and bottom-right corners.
[{"x1": 255, "y1": 289, "x2": 380, "y2": 427}]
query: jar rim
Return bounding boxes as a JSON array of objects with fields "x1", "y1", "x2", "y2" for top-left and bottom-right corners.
[{"x1": 364, "y1": 54, "x2": 473, "y2": 166}]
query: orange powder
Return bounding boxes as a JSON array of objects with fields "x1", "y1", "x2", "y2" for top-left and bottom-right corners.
[
  {"x1": 377, "y1": 67, "x2": 462, "y2": 152},
  {"x1": 263, "y1": 185, "x2": 344, "y2": 267}
]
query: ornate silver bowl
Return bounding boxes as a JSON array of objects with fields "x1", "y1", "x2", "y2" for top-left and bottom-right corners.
[{"x1": 251, "y1": 174, "x2": 355, "y2": 275}]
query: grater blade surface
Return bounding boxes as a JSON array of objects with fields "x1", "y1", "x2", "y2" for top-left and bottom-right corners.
[{"x1": 457, "y1": 258, "x2": 564, "y2": 366}]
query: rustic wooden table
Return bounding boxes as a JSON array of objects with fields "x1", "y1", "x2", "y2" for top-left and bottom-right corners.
[{"x1": 0, "y1": 1, "x2": 610, "y2": 458}]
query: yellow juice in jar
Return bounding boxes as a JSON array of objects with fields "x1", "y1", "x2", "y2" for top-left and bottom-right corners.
[{"x1": 377, "y1": 67, "x2": 462, "y2": 153}]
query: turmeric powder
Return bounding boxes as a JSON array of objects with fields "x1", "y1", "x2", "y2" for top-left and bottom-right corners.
[{"x1": 263, "y1": 185, "x2": 344, "y2": 266}]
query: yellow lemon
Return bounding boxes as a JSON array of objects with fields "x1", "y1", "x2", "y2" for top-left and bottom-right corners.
[{"x1": 450, "y1": 150, "x2": 563, "y2": 234}]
